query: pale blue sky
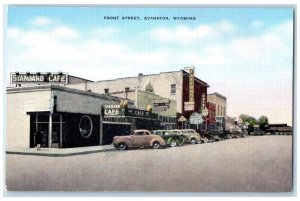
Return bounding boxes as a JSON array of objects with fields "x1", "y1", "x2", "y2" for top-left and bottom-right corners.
[{"x1": 4, "y1": 6, "x2": 294, "y2": 125}]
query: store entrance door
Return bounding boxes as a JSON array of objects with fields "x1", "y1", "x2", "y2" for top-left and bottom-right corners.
[
  {"x1": 36, "y1": 123, "x2": 49, "y2": 148},
  {"x1": 30, "y1": 113, "x2": 63, "y2": 148}
]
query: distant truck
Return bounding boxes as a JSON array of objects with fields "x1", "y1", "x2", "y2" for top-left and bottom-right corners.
[{"x1": 113, "y1": 129, "x2": 166, "y2": 150}]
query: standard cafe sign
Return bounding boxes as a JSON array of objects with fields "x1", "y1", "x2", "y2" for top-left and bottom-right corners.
[{"x1": 10, "y1": 72, "x2": 68, "y2": 84}]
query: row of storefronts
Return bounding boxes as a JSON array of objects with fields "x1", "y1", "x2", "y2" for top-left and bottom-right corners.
[
  {"x1": 6, "y1": 69, "x2": 226, "y2": 149},
  {"x1": 6, "y1": 84, "x2": 176, "y2": 148}
]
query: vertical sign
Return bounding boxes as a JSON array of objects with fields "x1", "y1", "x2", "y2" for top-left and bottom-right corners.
[
  {"x1": 189, "y1": 67, "x2": 194, "y2": 102},
  {"x1": 187, "y1": 67, "x2": 195, "y2": 102},
  {"x1": 201, "y1": 93, "x2": 208, "y2": 117},
  {"x1": 184, "y1": 66, "x2": 195, "y2": 111},
  {"x1": 201, "y1": 93, "x2": 206, "y2": 109}
]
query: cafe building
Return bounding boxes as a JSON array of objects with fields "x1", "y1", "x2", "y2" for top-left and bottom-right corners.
[
  {"x1": 7, "y1": 84, "x2": 119, "y2": 149},
  {"x1": 6, "y1": 72, "x2": 166, "y2": 149}
]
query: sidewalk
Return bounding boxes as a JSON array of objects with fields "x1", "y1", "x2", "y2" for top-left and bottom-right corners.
[{"x1": 6, "y1": 145, "x2": 116, "y2": 157}]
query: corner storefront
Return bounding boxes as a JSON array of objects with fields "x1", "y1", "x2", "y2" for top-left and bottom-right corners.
[{"x1": 6, "y1": 85, "x2": 122, "y2": 149}]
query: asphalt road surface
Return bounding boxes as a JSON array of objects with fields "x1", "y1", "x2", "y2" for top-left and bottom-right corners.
[{"x1": 5, "y1": 135, "x2": 293, "y2": 192}]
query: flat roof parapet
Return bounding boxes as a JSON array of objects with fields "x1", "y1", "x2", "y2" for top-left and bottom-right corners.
[{"x1": 6, "y1": 84, "x2": 130, "y2": 103}]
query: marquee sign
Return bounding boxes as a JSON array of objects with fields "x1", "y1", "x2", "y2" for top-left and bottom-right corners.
[{"x1": 10, "y1": 72, "x2": 68, "y2": 84}]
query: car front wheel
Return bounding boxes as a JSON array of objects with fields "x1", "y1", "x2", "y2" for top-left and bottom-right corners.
[
  {"x1": 169, "y1": 139, "x2": 177, "y2": 147},
  {"x1": 190, "y1": 138, "x2": 197, "y2": 144},
  {"x1": 152, "y1": 141, "x2": 161, "y2": 149},
  {"x1": 203, "y1": 137, "x2": 209, "y2": 143},
  {"x1": 117, "y1": 142, "x2": 127, "y2": 150}
]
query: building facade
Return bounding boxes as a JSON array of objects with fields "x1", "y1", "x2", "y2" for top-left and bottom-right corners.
[
  {"x1": 66, "y1": 69, "x2": 209, "y2": 126},
  {"x1": 207, "y1": 92, "x2": 227, "y2": 117},
  {"x1": 207, "y1": 102, "x2": 216, "y2": 125}
]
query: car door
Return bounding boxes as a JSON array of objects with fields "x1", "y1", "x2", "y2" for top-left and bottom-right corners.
[
  {"x1": 132, "y1": 131, "x2": 147, "y2": 146},
  {"x1": 144, "y1": 131, "x2": 154, "y2": 145}
]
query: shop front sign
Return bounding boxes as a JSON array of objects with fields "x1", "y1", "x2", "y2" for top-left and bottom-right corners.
[
  {"x1": 125, "y1": 108, "x2": 158, "y2": 119},
  {"x1": 103, "y1": 105, "x2": 158, "y2": 119},
  {"x1": 153, "y1": 99, "x2": 170, "y2": 111},
  {"x1": 10, "y1": 72, "x2": 68, "y2": 84},
  {"x1": 103, "y1": 104, "x2": 124, "y2": 116}
]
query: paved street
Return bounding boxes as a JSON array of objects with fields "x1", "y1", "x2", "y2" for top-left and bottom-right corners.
[{"x1": 6, "y1": 135, "x2": 292, "y2": 192}]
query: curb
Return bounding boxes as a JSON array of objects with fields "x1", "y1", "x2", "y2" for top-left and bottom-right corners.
[{"x1": 6, "y1": 148, "x2": 116, "y2": 157}]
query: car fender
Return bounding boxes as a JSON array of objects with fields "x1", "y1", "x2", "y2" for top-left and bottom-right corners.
[
  {"x1": 189, "y1": 135, "x2": 201, "y2": 142},
  {"x1": 114, "y1": 139, "x2": 133, "y2": 147},
  {"x1": 166, "y1": 137, "x2": 175, "y2": 145},
  {"x1": 150, "y1": 137, "x2": 166, "y2": 146}
]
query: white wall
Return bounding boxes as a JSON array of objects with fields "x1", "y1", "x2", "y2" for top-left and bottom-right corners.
[
  {"x1": 54, "y1": 90, "x2": 111, "y2": 115},
  {"x1": 6, "y1": 90, "x2": 51, "y2": 148}
]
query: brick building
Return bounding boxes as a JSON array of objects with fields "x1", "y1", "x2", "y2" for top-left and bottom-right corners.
[
  {"x1": 207, "y1": 92, "x2": 227, "y2": 117},
  {"x1": 207, "y1": 102, "x2": 216, "y2": 125}
]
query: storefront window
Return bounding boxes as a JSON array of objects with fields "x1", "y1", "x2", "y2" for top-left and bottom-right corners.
[{"x1": 79, "y1": 115, "x2": 93, "y2": 138}]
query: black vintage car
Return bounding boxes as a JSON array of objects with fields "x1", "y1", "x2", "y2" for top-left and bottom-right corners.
[{"x1": 152, "y1": 130, "x2": 186, "y2": 147}]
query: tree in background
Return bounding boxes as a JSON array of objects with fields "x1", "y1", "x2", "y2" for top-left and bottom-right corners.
[
  {"x1": 258, "y1": 116, "x2": 269, "y2": 128},
  {"x1": 239, "y1": 114, "x2": 258, "y2": 126}
]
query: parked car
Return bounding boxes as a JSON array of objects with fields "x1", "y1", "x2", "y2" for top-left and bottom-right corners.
[
  {"x1": 250, "y1": 125, "x2": 265, "y2": 135},
  {"x1": 113, "y1": 129, "x2": 166, "y2": 150},
  {"x1": 198, "y1": 131, "x2": 212, "y2": 143},
  {"x1": 171, "y1": 129, "x2": 201, "y2": 144},
  {"x1": 152, "y1": 130, "x2": 185, "y2": 147}
]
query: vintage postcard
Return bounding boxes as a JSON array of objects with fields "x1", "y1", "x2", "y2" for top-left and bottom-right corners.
[{"x1": 4, "y1": 5, "x2": 294, "y2": 194}]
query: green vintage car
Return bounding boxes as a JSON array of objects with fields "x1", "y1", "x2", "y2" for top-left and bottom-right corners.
[{"x1": 152, "y1": 130, "x2": 185, "y2": 147}]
